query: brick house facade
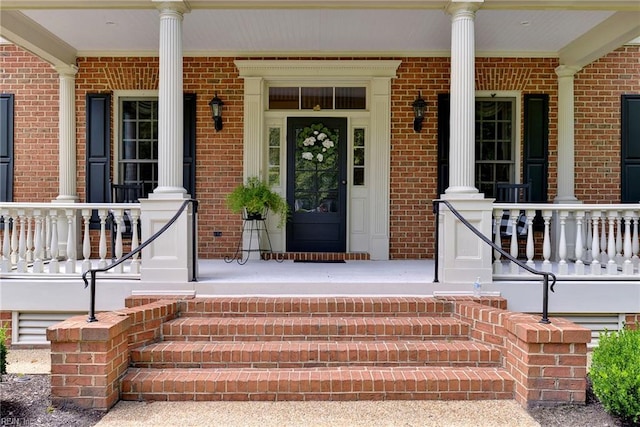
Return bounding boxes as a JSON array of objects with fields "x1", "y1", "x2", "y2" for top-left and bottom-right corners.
[{"x1": 2, "y1": 43, "x2": 639, "y2": 259}]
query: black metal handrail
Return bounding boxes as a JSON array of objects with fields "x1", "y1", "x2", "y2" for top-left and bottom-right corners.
[
  {"x1": 82, "y1": 198, "x2": 199, "y2": 322},
  {"x1": 433, "y1": 199, "x2": 556, "y2": 324}
]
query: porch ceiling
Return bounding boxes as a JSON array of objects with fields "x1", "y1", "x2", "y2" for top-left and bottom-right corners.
[{"x1": 0, "y1": 1, "x2": 639, "y2": 68}]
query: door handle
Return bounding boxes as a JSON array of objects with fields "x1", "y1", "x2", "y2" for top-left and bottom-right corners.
[{"x1": 341, "y1": 180, "x2": 347, "y2": 185}]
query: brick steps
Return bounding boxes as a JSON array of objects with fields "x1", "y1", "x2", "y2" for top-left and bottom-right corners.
[
  {"x1": 120, "y1": 366, "x2": 515, "y2": 402},
  {"x1": 162, "y1": 316, "x2": 469, "y2": 341},
  {"x1": 130, "y1": 340, "x2": 501, "y2": 369},
  {"x1": 121, "y1": 297, "x2": 516, "y2": 403}
]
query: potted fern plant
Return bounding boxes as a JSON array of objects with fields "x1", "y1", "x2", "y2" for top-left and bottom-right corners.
[{"x1": 226, "y1": 177, "x2": 289, "y2": 228}]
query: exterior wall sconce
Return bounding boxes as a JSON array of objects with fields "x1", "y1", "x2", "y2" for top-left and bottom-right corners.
[
  {"x1": 209, "y1": 92, "x2": 224, "y2": 131},
  {"x1": 412, "y1": 92, "x2": 427, "y2": 133}
]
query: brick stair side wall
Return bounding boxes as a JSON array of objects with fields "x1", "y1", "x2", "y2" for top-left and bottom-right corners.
[
  {"x1": 450, "y1": 298, "x2": 592, "y2": 408},
  {"x1": 46, "y1": 300, "x2": 178, "y2": 411}
]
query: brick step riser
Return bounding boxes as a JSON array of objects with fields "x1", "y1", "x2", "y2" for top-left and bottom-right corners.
[
  {"x1": 162, "y1": 335, "x2": 469, "y2": 342},
  {"x1": 130, "y1": 348, "x2": 501, "y2": 369},
  {"x1": 162, "y1": 320, "x2": 469, "y2": 341},
  {"x1": 120, "y1": 368, "x2": 515, "y2": 402},
  {"x1": 131, "y1": 361, "x2": 500, "y2": 369},
  {"x1": 177, "y1": 300, "x2": 455, "y2": 318},
  {"x1": 179, "y1": 313, "x2": 452, "y2": 318}
]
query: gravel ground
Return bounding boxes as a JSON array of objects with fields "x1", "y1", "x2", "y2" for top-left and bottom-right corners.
[{"x1": 0, "y1": 349, "x2": 629, "y2": 427}]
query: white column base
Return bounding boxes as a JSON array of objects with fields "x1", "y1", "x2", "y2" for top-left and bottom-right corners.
[
  {"x1": 140, "y1": 196, "x2": 194, "y2": 283},
  {"x1": 438, "y1": 195, "x2": 493, "y2": 287}
]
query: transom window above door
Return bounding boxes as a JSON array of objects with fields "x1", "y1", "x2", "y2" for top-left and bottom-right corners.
[{"x1": 268, "y1": 87, "x2": 366, "y2": 110}]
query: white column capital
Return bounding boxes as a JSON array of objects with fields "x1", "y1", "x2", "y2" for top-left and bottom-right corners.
[
  {"x1": 153, "y1": 0, "x2": 191, "y2": 14},
  {"x1": 54, "y1": 64, "x2": 78, "y2": 78},
  {"x1": 555, "y1": 65, "x2": 582, "y2": 78},
  {"x1": 446, "y1": 0, "x2": 483, "y2": 16}
]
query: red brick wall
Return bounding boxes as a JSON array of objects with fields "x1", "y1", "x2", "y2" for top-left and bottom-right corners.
[
  {"x1": 2, "y1": 44, "x2": 638, "y2": 259},
  {"x1": 574, "y1": 46, "x2": 640, "y2": 203},
  {"x1": 0, "y1": 44, "x2": 59, "y2": 202}
]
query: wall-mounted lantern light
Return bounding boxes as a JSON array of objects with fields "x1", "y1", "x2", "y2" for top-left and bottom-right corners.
[
  {"x1": 412, "y1": 92, "x2": 427, "y2": 133},
  {"x1": 209, "y1": 92, "x2": 224, "y2": 132}
]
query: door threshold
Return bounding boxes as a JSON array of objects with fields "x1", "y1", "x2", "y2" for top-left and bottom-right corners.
[{"x1": 263, "y1": 252, "x2": 370, "y2": 262}]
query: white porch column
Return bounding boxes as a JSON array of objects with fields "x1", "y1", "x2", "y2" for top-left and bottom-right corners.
[
  {"x1": 141, "y1": 0, "x2": 194, "y2": 284},
  {"x1": 445, "y1": 0, "x2": 482, "y2": 196},
  {"x1": 54, "y1": 65, "x2": 79, "y2": 202},
  {"x1": 153, "y1": 0, "x2": 189, "y2": 196},
  {"x1": 53, "y1": 65, "x2": 79, "y2": 258},
  {"x1": 439, "y1": 1, "x2": 492, "y2": 288},
  {"x1": 555, "y1": 65, "x2": 581, "y2": 203},
  {"x1": 552, "y1": 65, "x2": 582, "y2": 261}
]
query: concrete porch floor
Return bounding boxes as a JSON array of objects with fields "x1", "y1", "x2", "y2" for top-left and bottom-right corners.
[{"x1": 188, "y1": 259, "x2": 439, "y2": 297}]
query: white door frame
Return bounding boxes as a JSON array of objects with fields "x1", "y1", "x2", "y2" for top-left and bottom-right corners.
[{"x1": 235, "y1": 60, "x2": 400, "y2": 260}]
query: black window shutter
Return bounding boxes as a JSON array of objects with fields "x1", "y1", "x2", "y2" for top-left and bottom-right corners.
[
  {"x1": 0, "y1": 94, "x2": 14, "y2": 202},
  {"x1": 523, "y1": 94, "x2": 549, "y2": 202},
  {"x1": 621, "y1": 95, "x2": 640, "y2": 203},
  {"x1": 86, "y1": 94, "x2": 111, "y2": 226},
  {"x1": 183, "y1": 94, "x2": 196, "y2": 197},
  {"x1": 437, "y1": 93, "x2": 450, "y2": 197}
]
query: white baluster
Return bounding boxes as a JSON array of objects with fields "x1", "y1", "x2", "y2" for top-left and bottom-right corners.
[
  {"x1": 623, "y1": 211, "x2": 634, "y2": 275},
  {"x1": 130, "y1": 209, "x2": 141, "y2": 274},
  {"x1": 65, "y1": 209, "x2": 76, "y2": 274},
  {"x1": 607, "y1": 212, "x2": 618, "y2": 275},
  {"x1": 574, "y1": 211, "x2": 584, "y2": 275},
  {"x1": 600, "y1": 214, "x2": 607, "y2": 264},
  {"x1": 493, "y1": 210, "x2": 502, "y2": 274},
  {"x1": 81, "y1": 209, "x2": 92, "y2": 274},
  {"x1": 16, "y1": 211, "x2": 27, "y2": 273},
  {"x1": 0, "y1": 212, "x2": 10, "y2": 272},
  {"x1": 98, "y1": 209, "x2": 108, "y2": 269},
  {"x1": 615, "y1": 216, "x2": 623, "y2": 265},
  {"x1": 632, "y1": 212, "x2": 639, "y2": 271},
  {"x1": 525, "y1": 210, "x2": 535, "y2": 268},
  {"x1": 32, "y1": 210, "x2": 44, "y2": 273},
  {"x1": 112, "y1": 208, "x2": 124, "y2": 273},
  {"x1": 48, "y1": 210, "x2": 60, "y2": 273},
  {"x1": 558, "y1": 211, "x2": 568, "y2": 275},
  {"x1": 10, "y1": 210, "x2": 18, "y2": 265},
  {"x1": 25, "y1": 212, "x2": 33, "y2": 263},
  {"x1": 585, "y1": 211, "x2": 593, "y2": 264},
  {"x1": 44, "y1": 213, "x2": 51, "y2": 260},
  {"x1": 509, "y1": 209, "x2": 520, "y2": 274},
  {"x1": 591, "y1": 212, "x2": 601, "y2": 275},
  {"x1": 541, "y1": 210, "x2": 552, "y2": 272}
]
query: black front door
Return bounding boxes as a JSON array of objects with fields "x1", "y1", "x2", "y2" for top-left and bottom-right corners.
[{"x1": 286, "y1": 117, "x2": 347, "y2": 252}]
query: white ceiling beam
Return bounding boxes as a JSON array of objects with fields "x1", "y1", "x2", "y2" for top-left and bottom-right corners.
[
  {"x1": 559, "y1": 11, "x2": 640, "y2": 68},
  {"x1": 0, "y1": 10, "x2": 77, "y2": 66},
  {"x1": 2, "y1": 0, "x2": 639, "y2": 10}
]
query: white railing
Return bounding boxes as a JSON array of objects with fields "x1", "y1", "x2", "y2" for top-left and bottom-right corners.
[
  {"x1": 493, "y1": 203, "x2": 640, "y2": 278},
  {"x1": 0, "y1": 202, "x2": 141, "y2": 277}
]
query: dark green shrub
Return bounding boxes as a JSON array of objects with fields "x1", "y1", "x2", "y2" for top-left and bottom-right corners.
[
  {"x1": 0, "y1": 323, "x2": 7, "y2": 377},
  {"x1": 590, "y1": 324, "x2": 640, "y2": 425}
]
